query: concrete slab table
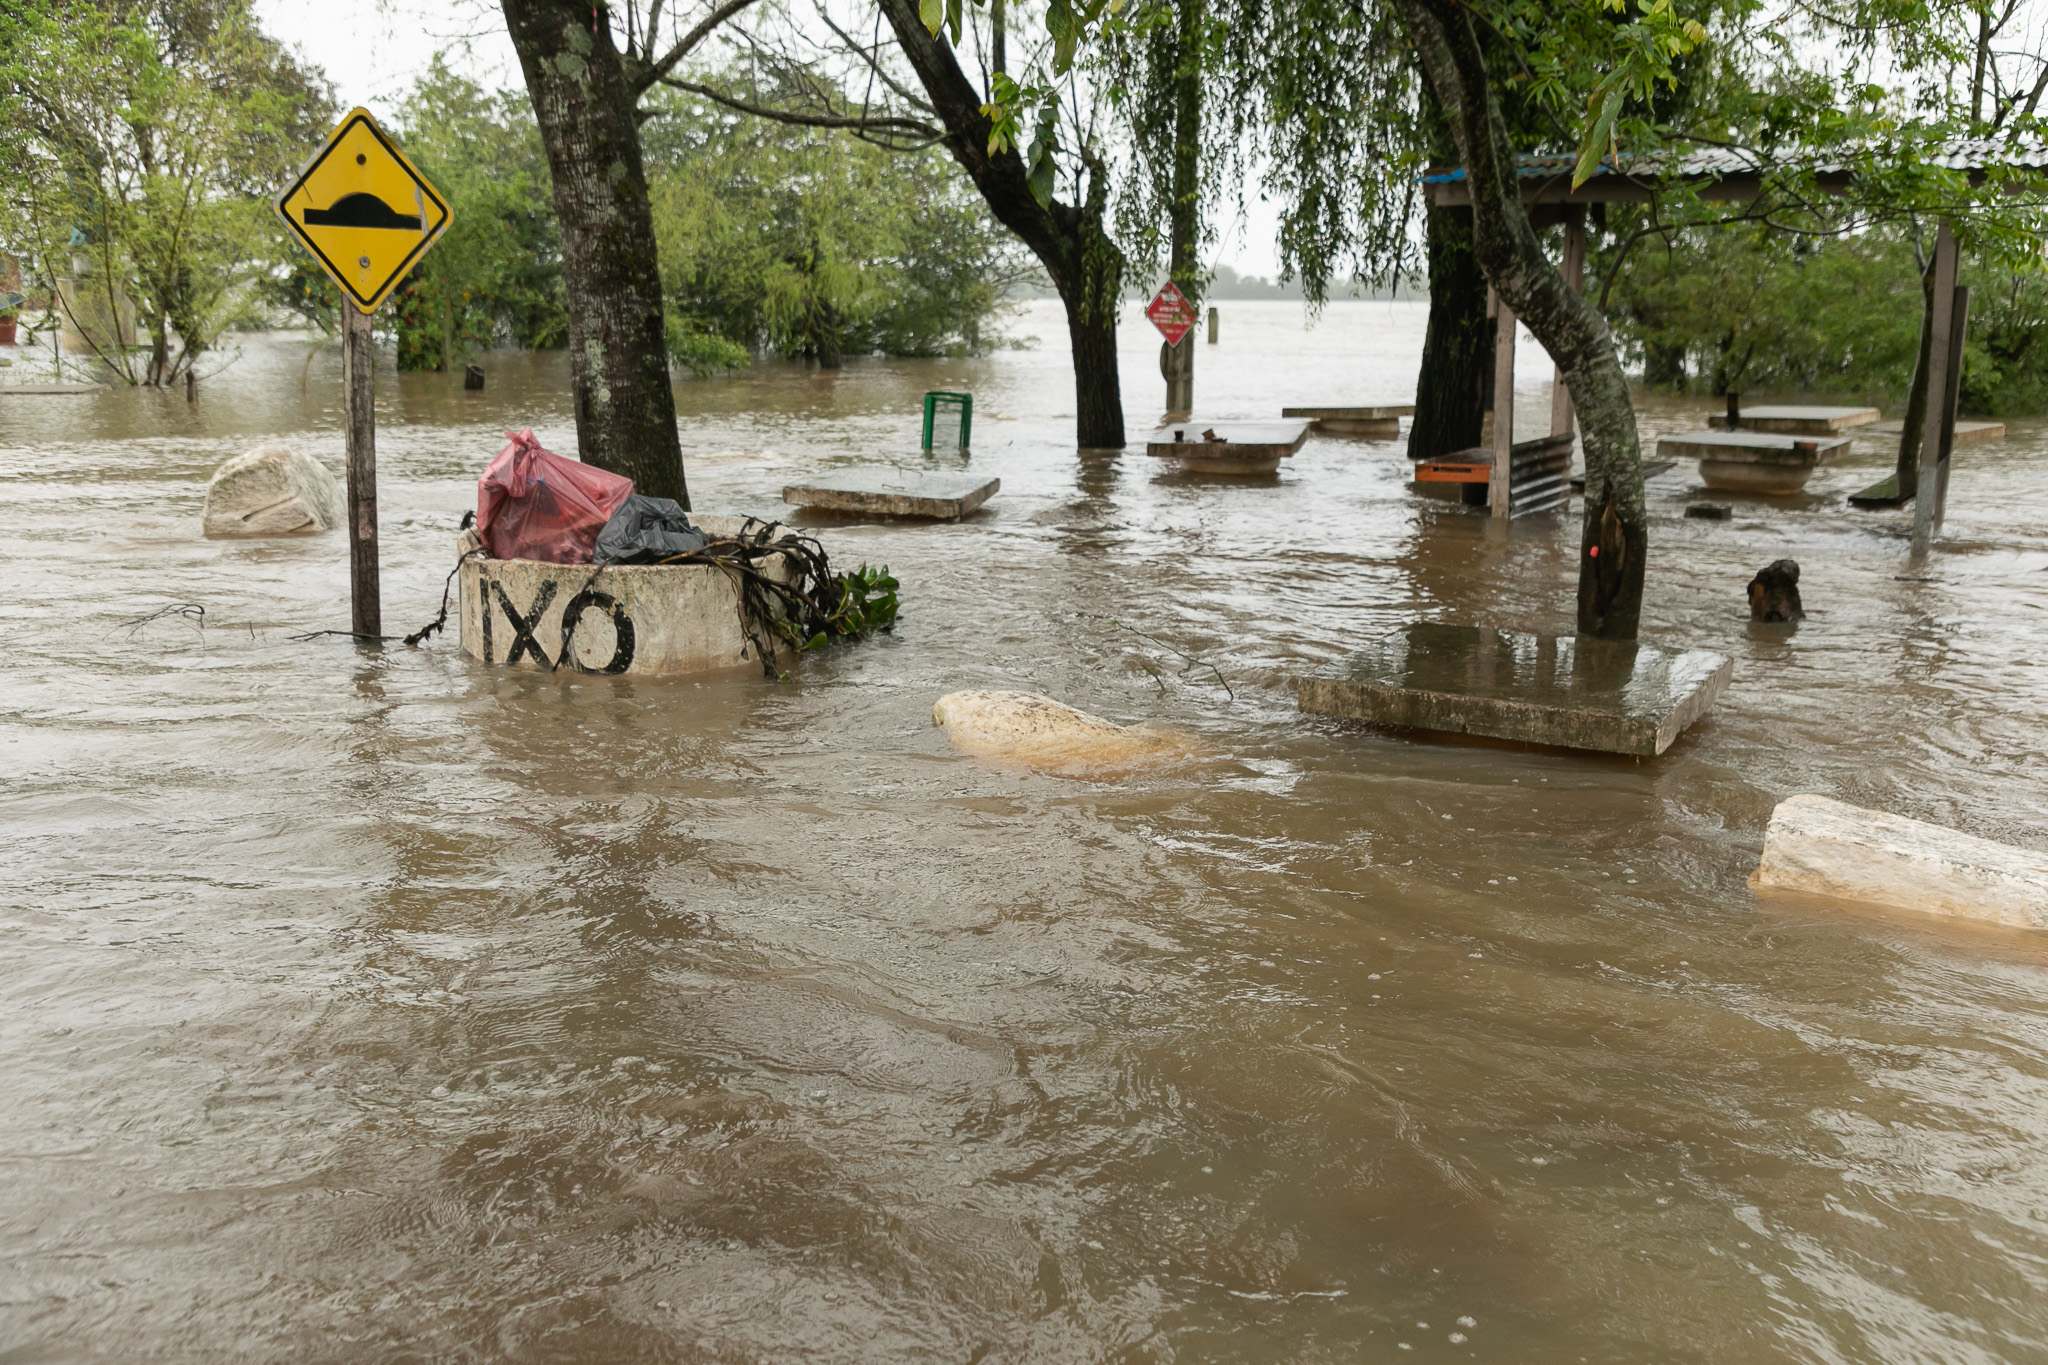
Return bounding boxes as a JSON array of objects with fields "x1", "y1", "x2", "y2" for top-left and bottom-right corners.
[
  {"x1": 1708, "y1": 405, "x2": 1880, "y2": 434},
  {"x1": 1296, "y1": 622, "x2": 1732, "y2": 757},
  {"x1": 1657, "y1": 430, "x2": 1851, "y2": 494},
  {"x1": 781, "y1": 470, "x2": 999, "y2": 519},
  {"x1": 1867, "y1": 417, "x2": 2005, "y2": 446},
  {"x1": 1147, "y1": 420, "x2": 1311, "y2": 475},
  {"x1": 1280, "y1": 405, "x2": 1414, "y2": 438}
]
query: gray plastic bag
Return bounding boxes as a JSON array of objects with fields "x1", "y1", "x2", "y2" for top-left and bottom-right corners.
[{"x1": 593, "y1": 495, "x2": 710, "y2": 565}]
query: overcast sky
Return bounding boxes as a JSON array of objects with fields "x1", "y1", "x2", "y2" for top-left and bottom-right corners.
[{"x1": 251, "y1": 0, "x2": 1284, "y2": 279}]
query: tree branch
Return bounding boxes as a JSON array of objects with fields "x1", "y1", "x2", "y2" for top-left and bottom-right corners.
[
  {"x1": 635, "y1": 0, "x2": 770, "y2": 93},
  {"x1": 655, "y1": 76, "x2": 943, "y2": 145},
  {"x1": 645, "y1": 0, "x2": 667, "y2": 60},
  {"x1": 809, "y1": 0, "x2": 936, "y2": 113},
  {"x1": 1998, "y1": 57, "x2": 2048, "y2": 129}
]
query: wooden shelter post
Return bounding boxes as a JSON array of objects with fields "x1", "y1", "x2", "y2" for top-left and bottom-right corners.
[
  {"x1": 1911, "y1": 222, "x2": 1960, "y2": 558},
  {"x1": 1489, "y1": 291, "x2": 1516, "y2": 518}
]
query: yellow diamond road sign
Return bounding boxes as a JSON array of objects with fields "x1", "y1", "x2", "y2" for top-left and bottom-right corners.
[{"x1": 276, "y1": 107, "x2": 451, "y2": 313}]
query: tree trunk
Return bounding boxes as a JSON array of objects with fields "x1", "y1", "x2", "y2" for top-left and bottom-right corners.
[
  {"x1": 501, "y1": 0, "x2": 690, "y2": 507},
  {"x1": 1071, "y1": 303, "x2": 1124, "y2": 445},
  {"x1": 817, "y1": 294, "x2": 843, "y2": 369},
  {"x1": 147, "y1": 318, "x2": 170, "y2": 387},
  {"x1": 1161, "y1": 0, "x2": 1201, "y2": 416},
  {"x1": 1407, "y1": 201, "x2": 1488, "y2": 458},
  {"x1": 1391, "y1": 0, "x2": 1647, "y2": 639},
  {"x1": 878, "y1": 0, "x2": 1126, "y2": 448},
  {"x1": 1642, "y1": 340, "x2": 1686, "y2": 388},
  {"x1": 1893, "y1": 255, "x2": 1938, "y2": 497}
]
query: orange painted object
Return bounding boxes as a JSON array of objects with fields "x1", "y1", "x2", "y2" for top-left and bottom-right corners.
[{"x1": 1413, "y1": 454, "x2": 1493, "y2": 484}]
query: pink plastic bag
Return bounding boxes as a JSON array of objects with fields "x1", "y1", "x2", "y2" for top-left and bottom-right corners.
[{"x1": 476, "y1": 429, "x2": 634, "y2": 564}]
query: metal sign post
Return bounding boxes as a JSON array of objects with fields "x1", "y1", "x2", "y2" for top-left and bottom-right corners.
[{"x1": 274, "y1": 107, "x2": 452, "y2": 639}]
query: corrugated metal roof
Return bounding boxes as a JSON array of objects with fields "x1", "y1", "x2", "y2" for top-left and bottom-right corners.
[{"x1": 1422, "y1": 140, "x2": 2048, "y2": 184}]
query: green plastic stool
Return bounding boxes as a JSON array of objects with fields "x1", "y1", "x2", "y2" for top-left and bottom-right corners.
[{"x1": 922, "y1": 390, "x2": 973, "y2": 450}]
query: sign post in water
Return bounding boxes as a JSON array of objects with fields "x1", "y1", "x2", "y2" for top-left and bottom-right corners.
[
  {"x1": 1145, "y1": 281, "x2": 1197, "y2": 347},
  {"x1": 275, "y1": 108, "x2": 452, "y2": 640}
]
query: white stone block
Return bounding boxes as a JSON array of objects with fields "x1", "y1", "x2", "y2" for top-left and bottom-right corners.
[
  {"x1": 201, "y1": 444, "x2": 342, "y2": 537},
  {"x1": 1755, "y1": 794, "x2": 2048, "y2": 930}
]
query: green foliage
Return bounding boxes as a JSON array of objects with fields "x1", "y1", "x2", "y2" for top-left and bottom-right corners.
[
  {"x1": 1603, "y1": 222, "x2": 1922, "y2": 396},
  {"x1": 643, "y1": 89, "x2": 1021, "y2": 364},
  {"x1": 802, "y1": 563, "x2": 900, "y2": 649},
  {"x1": 665, "y1": 321, "x2": 750, "y2": 376},
  {"x1": 0, "y1": 0, "x2": 330, "y2": 384},
  {"x1": 385, "y1": 58, "x2": 568, "y2": 370},
  {"x1": 1962, "y1": 266, "x2": 2048, "y2": 415},
  {"x1": 1603, "y1": 222, "x2": 2048, "y2": 414}
]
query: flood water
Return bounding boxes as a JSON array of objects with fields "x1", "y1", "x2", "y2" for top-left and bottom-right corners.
[{"x1": 6, "y1": 299, "x2": 2048, "y2": 1362}]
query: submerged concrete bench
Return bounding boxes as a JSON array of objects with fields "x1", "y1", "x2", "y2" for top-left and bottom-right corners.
[
  {"x1": 1657, "y1": 430, "x2": 1851, "y2": 494},
  {"x1": 1867, "y1": 417, "x2": 2005, "y2": 446},
  {"x1": 782, "y1": 469, "x2": 997, "y2": 520},
  {"x1": 1708, "y1": 405, "x2": 1880, "y2": 434},
  {"x1": 458, "y1": 515, "x2": 798, "y2": 676},
  {"x1": 1755, "y1": 794, "x2": 2048, "y2": 931},
  {"x1": 1147, "y1": 420, "x2": 1311, "y2": 474},
  {"x1": 1281, "y1": 405, "x2": 1413, "y2": 438},
  {"x1": 1297, "y1": 623, "x2": 1731, "y2": 756}
]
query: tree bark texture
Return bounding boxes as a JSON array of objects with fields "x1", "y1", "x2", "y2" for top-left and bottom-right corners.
[
  {"x1": 1892, "y1": 255, "x2": 1938, "y2": 497},
  {"x1": 1389, "y1": 0, "x2": 1647, "y2": 639},
  {"x1": 1407, "y1": 201, "x2": 1489, "y2": 459},
  {"x1": 1161, "y1": 0, "x2": 1201, "y2": 416},
  {"x1": 878, "y1": 0, "x2": 1126, "y2": 447},
  {"x1": 502, "y1": 0, "x2": 690, "y2": 508}
]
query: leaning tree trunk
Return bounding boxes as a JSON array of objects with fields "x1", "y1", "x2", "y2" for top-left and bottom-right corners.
[
  {"x1": 1390, "y1": 0, "x2": 1647, "y2": 639},
  {"x1": 1407, "y1": 200, "x2": 1489, "y2": 459},
  {"x1": 1892, "y1": 254, "x2": 1939, "y2": 497},
  {"x1": 879, "y1": 0, "x2": 1126, "y2": 448},
  {"x1": 501, "y1": 0, "x2": 690, "y2": 507}
]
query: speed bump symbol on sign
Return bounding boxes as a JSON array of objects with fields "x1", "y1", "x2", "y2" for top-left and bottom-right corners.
[{"x1": 275, "y1": 107, "x2": 450, "y2": 313}]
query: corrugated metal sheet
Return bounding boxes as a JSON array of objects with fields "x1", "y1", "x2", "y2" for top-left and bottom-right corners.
[{"x1": 1422, "y1": 140, "x2": 2048, "y2": 184}]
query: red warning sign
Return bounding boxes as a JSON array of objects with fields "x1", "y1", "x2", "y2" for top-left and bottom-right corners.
[{"x1": 1145, "y1": 280, "x2": 1197, "y2": 346}]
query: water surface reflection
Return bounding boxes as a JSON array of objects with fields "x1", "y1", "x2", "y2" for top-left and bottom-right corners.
[{"x1": 4, "y1": 301, "x2": 2047, "y2": 1361}]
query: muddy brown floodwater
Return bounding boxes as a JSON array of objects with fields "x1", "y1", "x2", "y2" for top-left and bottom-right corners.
[{"x1": 5, "y1": 300, "x2": 2048, "y2": 1362}]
